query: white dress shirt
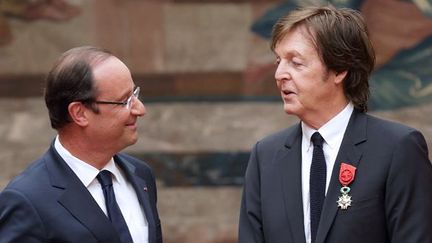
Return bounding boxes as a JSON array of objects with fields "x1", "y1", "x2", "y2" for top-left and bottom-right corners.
[
  {"x1": 54, "y1": 137, "x2": 149, "y2": 243},
  {"x1": 301, "y1": 103, "x2": 353, "y2": 243}
]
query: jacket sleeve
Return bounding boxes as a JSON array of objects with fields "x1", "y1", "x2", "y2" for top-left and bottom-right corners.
[
  {"x1": 385, "y1": 130, "x2": 432, "y2": 242},
  {"x1": 238, "y1": 142, "x2": 265, "y2": 243},
  {"x1": 0, "y1": 189, "x2": 46, "y2": 243}
]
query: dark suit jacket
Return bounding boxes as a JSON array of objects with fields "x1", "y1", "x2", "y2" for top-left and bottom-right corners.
[
  {"x1": 239, "y1": 110, "x2": 432, "y2": 243},
  {"x1": 0, "y1": 144, "x2": 162, "y2": 243}
]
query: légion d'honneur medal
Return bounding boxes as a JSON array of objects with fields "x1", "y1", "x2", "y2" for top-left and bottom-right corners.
[{"x1": 337, "y1": 163, "x2": 356, "y2": 210}]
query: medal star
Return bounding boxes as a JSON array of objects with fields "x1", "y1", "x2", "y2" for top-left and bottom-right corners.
[{"x1": 337, "y1": 194, "x2": 352, "y2": 210}]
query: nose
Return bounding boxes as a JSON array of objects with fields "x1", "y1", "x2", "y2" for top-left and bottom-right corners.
[
  {"x1": 131, "y1": 97, "x2": 146, "y2": 117},
  {"x1": 274, "y1": 61, "x2": 291, "y2": 87},
  {"x1": 275, "y1": 61, "x2": 288, "y2": 81}
]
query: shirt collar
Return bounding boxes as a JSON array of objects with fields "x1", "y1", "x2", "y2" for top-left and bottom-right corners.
[
  {"x1": 101, "y1": 158, "x2": 126, "y2": 185},
  {"x1": 302, "y1": 102, "x2": 354, "y2": 150},
  {"x1": 54, "y1": 136, "x2": 124, "y2": 187}
]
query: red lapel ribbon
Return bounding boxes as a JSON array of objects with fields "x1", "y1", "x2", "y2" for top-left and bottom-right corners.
[{"x1": 339, "y1": 163, "x2": 356, "y2": 186}]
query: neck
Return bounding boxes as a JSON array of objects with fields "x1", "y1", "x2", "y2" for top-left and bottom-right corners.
[
  {"x1": 58, "y1": 129, "x2": 114, "y2": 170},
  {"x1": 302, "y1": 100, "x2": 349, "y2": 130}
]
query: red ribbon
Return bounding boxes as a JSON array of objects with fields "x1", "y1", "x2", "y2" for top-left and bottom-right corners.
[{"x1": 339, "y1": 163, "x2": 356, "y2": 186}]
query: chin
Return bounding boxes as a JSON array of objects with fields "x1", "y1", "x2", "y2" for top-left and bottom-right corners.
[
  {"x1": 283, "y1": 104, "x2": 299, "y2": 116},
  {"x1": 129, "y1": 136, "x2": 138, "y2": 145},
  {"x1": 122, "y1": 135, "x2": 138, "y2": 148}
]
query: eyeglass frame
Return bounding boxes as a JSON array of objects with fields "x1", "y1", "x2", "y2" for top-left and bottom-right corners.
[{"x1": 94, "y1": 86, "x2": 140, "y2": 110}]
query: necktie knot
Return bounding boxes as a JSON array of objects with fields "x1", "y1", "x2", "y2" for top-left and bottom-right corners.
[
  {"x1": 97, "y1": 170, "x2": 113, "y2": 187},
  {"x1": 311, "y1": 132, "x2": 324, "y2": 148}
]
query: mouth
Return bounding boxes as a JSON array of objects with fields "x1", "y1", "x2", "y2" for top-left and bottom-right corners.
[
  {"x1": 282, "y1": 90, "x2": 295, "y2": 97},
  {"x1": 126, "y1": 121, "x2": 137, "y2": 128}
]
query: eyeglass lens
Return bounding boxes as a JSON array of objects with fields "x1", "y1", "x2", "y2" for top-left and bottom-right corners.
[{"x1": 127, "y1": 87, "x2": 140, "y2": 109}]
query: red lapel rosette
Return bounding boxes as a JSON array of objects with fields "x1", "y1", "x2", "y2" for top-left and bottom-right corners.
[
  {"x1": 337, "y1": 163, "x2": 356, "y2": 210},
  {"x1": 339, "y1": 163, "x2": 356, "y2": 187}
]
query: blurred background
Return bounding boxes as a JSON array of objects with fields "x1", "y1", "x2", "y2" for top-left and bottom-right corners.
[{"x1": 0, "y1": 0, "x2": 431, "y2": 242}]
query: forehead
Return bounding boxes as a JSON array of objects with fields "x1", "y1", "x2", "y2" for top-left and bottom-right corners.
[
  {"x1": 92, "y1": 56, "x2": 128, "y2": 76},
  {"x1": 274, "y1": 26, "x2": 318, "y2": 57},
  {"x1": 92, "y1": 57, "x2": 132, "y2": 85}
]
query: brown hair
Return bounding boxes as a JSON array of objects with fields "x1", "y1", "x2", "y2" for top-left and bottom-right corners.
[
  {"x1": 271, "y1": 5, "x2": 375, "y2": 112},
  {"x1": 44, "y1": 46, "x2": 113, "y2": 129}
]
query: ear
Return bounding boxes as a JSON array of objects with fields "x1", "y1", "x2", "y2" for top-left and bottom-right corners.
[
  {"x1": 334, "y1": 70, "x2": 348, "y2": 85},
  {"x1": 68, "y1": 102, "x2": 89, "y2": 127}
]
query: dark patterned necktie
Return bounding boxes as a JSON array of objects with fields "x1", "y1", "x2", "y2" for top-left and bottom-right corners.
[
  {"x1": 97, "y1": 170, "x2": 133, "y2": 243},
  {"x1": 310, "y1": 132, "x2": 326, "y2": 243}
]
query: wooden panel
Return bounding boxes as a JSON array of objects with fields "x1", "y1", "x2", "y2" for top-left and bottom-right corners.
[{"x1": 0, "y1": 72, "x2": 278, "y2": 99}]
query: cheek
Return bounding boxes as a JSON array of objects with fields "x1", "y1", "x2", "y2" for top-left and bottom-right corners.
[
  {"x1": 96, "y1": 117, "x2": 122, "y2": 131},
  {"x1": 293, "y1": 85, "x2": 314, "y2": 106}
]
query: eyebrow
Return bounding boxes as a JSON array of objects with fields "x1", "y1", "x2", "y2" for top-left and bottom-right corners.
[{"x1": 275, "y1": 50, "x2": 304, "y2": 60}]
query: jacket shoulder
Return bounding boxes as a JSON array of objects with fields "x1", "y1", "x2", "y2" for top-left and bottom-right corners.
[
  {"x1": 116, "y1": 153, "x2": 155, "y2": 179},
  {"x1": 365, "y1": 113, "x2": 420, "y2": 138},
  {"x1": 3, "y1": 155, "x2": 48, "y2": 193}
]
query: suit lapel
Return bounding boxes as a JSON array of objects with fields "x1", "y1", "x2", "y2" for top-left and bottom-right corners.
[
  {"x1": 315, "y1": 110, "x2": 367, "y2": 243},
  {"x1": 45, "y1": 146, "x2": 121, "y2": 243},
  {"x1": 278, "y1": 124, "x2": 307, "y2": 243},
  {"x1": 115, "y1": 156, "x2": 157, "y2": 243}
]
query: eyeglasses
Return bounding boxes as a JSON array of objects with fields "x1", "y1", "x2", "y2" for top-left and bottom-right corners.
[{"x1": 94, "y1": 86, "x2": 140, "y2": 110}]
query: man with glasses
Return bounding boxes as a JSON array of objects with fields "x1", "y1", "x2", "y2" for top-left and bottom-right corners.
[{"x1": 0, "y1": 46, "x2": 162, "y2": 243}]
